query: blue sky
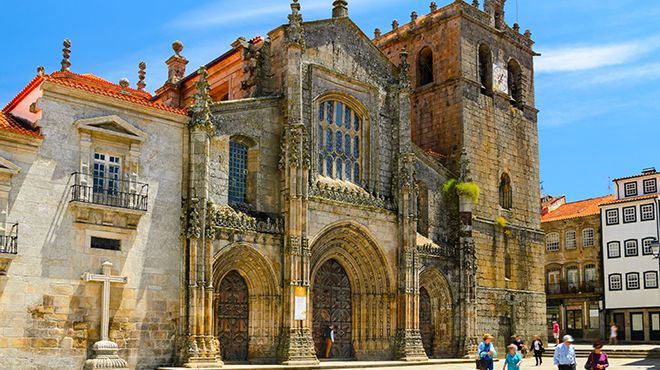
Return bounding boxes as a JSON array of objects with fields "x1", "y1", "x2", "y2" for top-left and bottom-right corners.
[{"x1": 2, "y1": 0, "x2": 659, "y2": 202}]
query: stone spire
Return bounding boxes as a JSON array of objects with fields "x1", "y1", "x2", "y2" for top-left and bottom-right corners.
[
  {"x1": 190, "y1": 66, "x2": 214, "y2": 132},
  {"x1": 166, "y1": 40, "x2": 188, "y2": 84},
  {"x1": 37, "y1": 66, "x2": 45, "y2": 77},
  {"x1": 61, "y1": 39, "x2": 71, "y2": 72},
  {"x1": 430, "y1": 1, "x2": 438, "y2": 12},
  {"x1": 374, "y1": 28, "x2": 381, "y2": 38},
  {"x1": 332, "y1": 0, "x2": 348, "y2": 18},
  {"x1": 137, "y1": 61, "x2": 146, "y2": 90},
  {"x1": 286, "y1": 0, "x2": 305, "y2": 48},
  {"x1": 392, "y1": 19, "x2": 399, "y2": 30},
  {"x1": 398, "y1": 49, "x2": 411, "y2": 92},
  {"x1": 410, "y1": 11, "x2": 418, "y2": 23}
]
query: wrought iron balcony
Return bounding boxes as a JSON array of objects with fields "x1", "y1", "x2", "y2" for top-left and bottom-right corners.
[
  {"x1": 0, "y1": 222, "x2": 18, "y2": 255},
  {"x1": 70, "y1": 172, "x2": 149, "y2": 212},
  {"x1": 546, "y1": 281, "x2": 601, "y2": 295}
]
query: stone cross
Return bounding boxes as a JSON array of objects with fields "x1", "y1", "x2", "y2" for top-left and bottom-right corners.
[{"x1": 82, "y1": 261, "x2": 127, "y2": 341}]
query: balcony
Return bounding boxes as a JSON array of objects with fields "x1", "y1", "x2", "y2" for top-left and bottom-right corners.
[
  {"x1": 0, "y1": 222, "x2": 18, "y2": 275},
  {"x1": 69, "y1": 172, "x2": 148, "y2": 229},
  {"x1": 546, "y1": 282, "x2": 601, "y2": 296}
]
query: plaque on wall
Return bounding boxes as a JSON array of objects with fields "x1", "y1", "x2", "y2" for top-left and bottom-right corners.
[{"x1": 294, "y1": 286, "x2": 307, "y2": 320}]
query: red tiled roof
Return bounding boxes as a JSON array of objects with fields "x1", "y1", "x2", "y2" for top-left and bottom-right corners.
[
  {"x1": 599, "y1": 193, "x2": 659, "y2": 206},
  {"x1": 542, "y1": 195, "x2": 615, "y2": 222},
  {"x1": 0, "y1": 112, "x2": 41, "y2": 138},
  {"x1": 44, "y1": 71, "x2": 187, "y2": 116}
]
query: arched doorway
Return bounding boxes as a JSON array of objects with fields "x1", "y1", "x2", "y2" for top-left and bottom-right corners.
[
  {"x1": 419, "y1": 287, "x2": 433, "y2": 357},
  {"x1": 312, "y1": 259, "x2": 353, "y2": 359},
  {"x1": 217, "y1": 270, "x2": 249, "y2": 362}
]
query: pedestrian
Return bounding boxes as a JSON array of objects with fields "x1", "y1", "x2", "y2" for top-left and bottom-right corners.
[
  {"x1": 531, "y1": 335, "x2": 544, "y2": 366},
  {"x1": 552, "y1": 321, "x2": 560, "y2": 345},
  {"x1": 513, "y1": 335, "x2": 527, "y2": 357},
  {"x1": 608, "y1": 322, "x2": 618, "y2": 345},
  {"x1": 478, "y1": 333, "x2": 497, "y2": 370},
  {"x1": 585, "y1": 340, "x2": 609, "y2": 370},
  {"x1": 553, "y1": 335, "x2": 576, "y2": 370},
  {"x1": 322, "y1": 324, "x2": 334, "y2": 358},
  {"x1": 503, "y1": 343, "x2": 523, "y2": 370}
]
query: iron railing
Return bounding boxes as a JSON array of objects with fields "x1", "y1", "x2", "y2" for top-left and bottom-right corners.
[
  {"x1": 70, "y1": 172, "x2": 149, "y2": 211},
  {"x1": 0, "y1": 222, "x2": 18, "y2": 254},
  {"x1": 546, "y1": 281, "x2": 601, "y2": 295}
]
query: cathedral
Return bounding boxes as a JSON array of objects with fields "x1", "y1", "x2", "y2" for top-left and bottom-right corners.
[{"x1": 0, "y1": 1, "x2": 545, "y2": 369}]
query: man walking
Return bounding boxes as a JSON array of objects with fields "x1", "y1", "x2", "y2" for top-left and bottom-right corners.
[
  {"x1": 323, "y1": 324, "x2": 335, "y2": 358},
  {"x1": 553, "y1": 335, "x2": 576, "y2": 370}
]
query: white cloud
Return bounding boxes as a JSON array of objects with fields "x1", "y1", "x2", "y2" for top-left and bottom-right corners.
[{"x1": 536, "y1": 37, "x2": 660, "y2": 73}]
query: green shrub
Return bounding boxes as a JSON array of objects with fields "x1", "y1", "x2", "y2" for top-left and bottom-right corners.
[{"x1": 456, "y1": 181, "x2": 480, "y2": 204}]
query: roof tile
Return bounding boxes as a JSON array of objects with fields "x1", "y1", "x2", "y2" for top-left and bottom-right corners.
[
  {"x1": 0, "y1": 112, "x2": 42, "y2": 138},
  {"x1": 542, "y1": 194, "x2": 615, "y2": 223}
]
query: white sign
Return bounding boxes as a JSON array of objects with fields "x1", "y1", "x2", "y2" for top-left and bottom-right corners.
[
  {"x1": 589, "y1": 309, "x2": 599, "y2": 318},
  {"x1": 294, "y1": 296, "x2": 307, "y2": 320},
  {"x1": 652, "y1": 314, "x2": 660, "y2": 331},
  {"x1": 632, "y1": 314, "x2": 643, "y2": 331},
  {"x1": 493, "y1": 63, "x2": 508, "y2": 95}
]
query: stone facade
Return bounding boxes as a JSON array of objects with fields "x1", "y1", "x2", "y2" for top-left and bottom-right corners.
[{"x1": 0, "y1": 0, "x2": 545, "y2": 368}]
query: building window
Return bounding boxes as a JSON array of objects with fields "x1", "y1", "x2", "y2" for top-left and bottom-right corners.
[
  {"x1": 504, "y1": 252, "x2": 512, "y2": 280},
  {"x1": 609, "y1": 274, "x2": 622, "y2": 291},
  {"x1": 641, "y1": 204, "x2": 655, "y2": 221},
  {"x1": 93, "y1": 153, "x2": 121, "y2": 195},
  {"x1": 644, "y1": 271, "x2": 659, "y2": 289},
  {"x1": 507, "y1": 59, "x2": 523, "y2": 109},
  {"x1": 624, "y1": 239, "x2": 638, "y2": 257},
  {"x1": 624, "y1": 182, "x2": 638, "y2": 197},
  {"x1": 582, "y1": 228, "x2": 595, "y2": 247},
  {"x1": 626, "y1": 272, "x2": 640, "y2": 290},
  {"x1": 228, "y1": 141, "x2": 248, "y2": 204},
  {"x1": 547, "y1": 267, "x2": 561, "y2": 294},
  {"x1": 605, "y1": 209, "x2": 619, "y2": 225},
  {"x1": 91, "y1": 236, "x2": 121, "y2": 251},
  {"x1": 584, "y1": 264, "x2": 597, "y2": 284},
  {"x1": 499, "y1": 173, "x2": 513, "y2": 210},
  {"x1": 643, "y1": 179, "x2": 657, "y2": 194},
  {"x1": 417, "y1": 47, "x2": 434, "y2": 87},
  {"x1": 546, "y1": 232, "x2": 560, "y2": 251},
  {"x1": 478, "y1": 43, "x2": 493, "y2": 95},
  {"x1": 623, "y1": 206, "x2": 637, "y2": 223},
  {"x1": 642, "y1": 238, "x2": 656, "y2": 255},
  {"x1": 566, "y1": 265, "x2": 580, "y2": 291},
  {"x1": 565, "y1": 230, "x2": 577, "y2": 249},
  {"x1": 318, "y1": 100, "x2": 362, "y2": 184},
  {"x1": 607, "y1": 241, "x2": 621, "y2": 258}
]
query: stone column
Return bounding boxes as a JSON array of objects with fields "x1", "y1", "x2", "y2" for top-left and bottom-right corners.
[
  {"x1": 179, "y1": 67, "x2": 223, "y2": 369},
  {"x1": 277, "y1": 2, "x2": 318, "y2": 364},
  {"x1": 393, "y1": 50, "x2": 427, "y2": 362}
]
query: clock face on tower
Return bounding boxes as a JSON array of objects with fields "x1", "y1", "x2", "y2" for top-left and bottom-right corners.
[{"x1": 493, "y1": 63, "x2": 509, "y2": 95}]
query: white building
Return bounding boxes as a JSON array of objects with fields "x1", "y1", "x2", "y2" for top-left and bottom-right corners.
[{"x1": 600, "y1": 167, "x2": 660, "y2": 342}]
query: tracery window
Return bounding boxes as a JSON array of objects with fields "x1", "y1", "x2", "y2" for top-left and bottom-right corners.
[
  {"x1": 318, "y1": 100, "x2": 362, "y2": 184},
  {"x1": 228, "y1": 141, "x2": 248, "y2": 204}
]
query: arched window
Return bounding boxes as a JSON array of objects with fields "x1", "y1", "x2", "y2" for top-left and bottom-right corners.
[
  {"x1": 318, "y1": 99, "x2": 362, "y2": 184},
  {"x1": 547, "y1": 266, "x2": 561, "y2": 293},
  {"x1": 546, "y1": 232, "x2": 560, "y2": 252},
  {"x1": 507, "y1": 59, "x2": 523, "y2": 108},
  {"x1": 478, "y1": 43, "x2": 493, "y2": 95},
  {"x1": 584, "y1": 264, "x2": 597, "y2": 284},
  {"x1": 417, "y1": 47, "x2": 434, "y2": 87},
  {"x1": 565, "y1": 230, "x2": 576, "y2": 249},
  {"x1": 228, "y1": 141, "x2": 248, "y2": 204},
  {"x1": 504, "y1": 252, "x2": 512, "y2": 280},
  {"x1": 499, "y1": 173, "x2": 512, "y2": 209},
  {"x1": 566, "y1": 265, "x2": 580, "y2": 291}
]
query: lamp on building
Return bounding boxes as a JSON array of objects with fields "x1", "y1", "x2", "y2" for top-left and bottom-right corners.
[{"x1": 651, "y1": 239, "x2": 660, "y2": 271}]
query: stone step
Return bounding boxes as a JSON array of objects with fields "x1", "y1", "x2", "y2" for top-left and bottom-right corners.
[
  {"x1": 543, "y1": 348, "x2": 660, "y2": 359},
  {"x1": 159, "y1": 359, "x2": 474, "y2": 370}
]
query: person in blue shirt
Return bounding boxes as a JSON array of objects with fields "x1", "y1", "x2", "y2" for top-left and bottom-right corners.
[
  {"x1": 503, "y1": 344, "x2": 523, "y2": 370},
  {"x1": 553, "y1": 335, "x2": 577, "y2": 370},
  {"x1": 479, "y1": 333, "x2": 497, "y2": 370}
]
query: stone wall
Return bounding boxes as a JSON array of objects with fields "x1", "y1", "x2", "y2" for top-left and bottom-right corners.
[{"x1": 0, "y1": 89, "x2": 185, "y2": 369}]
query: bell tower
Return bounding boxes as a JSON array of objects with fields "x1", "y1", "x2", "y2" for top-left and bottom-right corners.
[{"x1": 376, "y1": 0, "x2": 545, "y2": 352}]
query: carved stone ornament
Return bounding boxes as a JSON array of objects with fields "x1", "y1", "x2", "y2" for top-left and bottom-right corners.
[
  {"x1": 286, "y1": 0, "x2": 305, "y2": 49},
  {"x1": 399, "y1": 49, "x2": 411, "y2": 92},
  {"x1": 189, "y1": 66, "x2": 215, "y2": 133}
]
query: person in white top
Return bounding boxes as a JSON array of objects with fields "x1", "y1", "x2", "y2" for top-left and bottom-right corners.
[{"x1": 609, "y1": 322, "x2": 618, "y2": 345}]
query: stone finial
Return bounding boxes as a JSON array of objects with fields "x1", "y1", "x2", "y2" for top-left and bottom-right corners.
[
  {"x1": 190, "y1": 66, "x2": 213, "y2": 132},
  {"x1": 37, "y1": 66, "x2": 45, "y2": 76},
  {"x1": 410, "y1": 11, "x2": 418, "y2": 23},
  {"x1": 332, "y1": 0, "x2": 348, "y2": 18},
  {"x1": 172, "y1": 40, "x2": 184, "y2": 57},
  {"x1": 513, "y1": 23, "x2": 520, "y2": 32},
  {"x1": 119, "y1": 78, "x2": 130, "y2": 94},
  {"x1": 61, "y1": 39, "x2": 71, "y2": 72},
  {"x1": 392, "y1": 20, "x2": 399, "y2": 30},
  {"x1": 137, "y1": 61, "x2": 147, "y2": 90},
  {"x1": 374, "y1": 28, "x2": 381, "y2": 38},
  {"x1": 430, "y1": 2, "x2": 438, "y2": 12},
  {"x1": 399, "y1": 48, "x2": 411, "y2": 91},
  {"x1": 286, "y1": 0, "x2": 305, "y2": 48},
  {"x1": 524, "y1": 29, "x2": 532, "y2": 38},
  {"x1": 472, "y1": 0, "x2": 479, "y2": 7}
]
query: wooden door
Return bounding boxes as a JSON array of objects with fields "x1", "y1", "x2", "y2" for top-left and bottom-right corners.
[{"x1": 217, "y1": 271, "x2": 249, "y2": 362}]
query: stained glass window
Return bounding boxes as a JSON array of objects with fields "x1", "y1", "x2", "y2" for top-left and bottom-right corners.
[
  {"x1": 318, "y1": 100, "x2": 362, "y2": 184},
  {"x1": 228, "y1": 141, "x2": 248, "y2": 204}
]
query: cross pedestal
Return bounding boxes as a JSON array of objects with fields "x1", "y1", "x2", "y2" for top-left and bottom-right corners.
[{"x1": 81, "y1": 261, "x2": 129, "y2": 370}]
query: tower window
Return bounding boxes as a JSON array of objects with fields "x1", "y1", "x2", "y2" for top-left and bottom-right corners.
[
  {"x1": 318, "y1": 99, "x2": 362, "y2": 184},
  {"x1": 507, "y1": 59, "x2": 523, "y2": 109},
  {"x1": 478, "y1": 43, "x2": 493, "y2": 95},
  {"x1": 499, "y1": 173, "x2": 512, "y2": 210},
  {"x1": 228, "y1": 141, "x2": 248, "y2": 204},
  {"x1": 504, "y1": 252, "x2": 512, "y2": 280},
  {"x1": 417, "y1": 47, "x2": 434, "y2": 87}
]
